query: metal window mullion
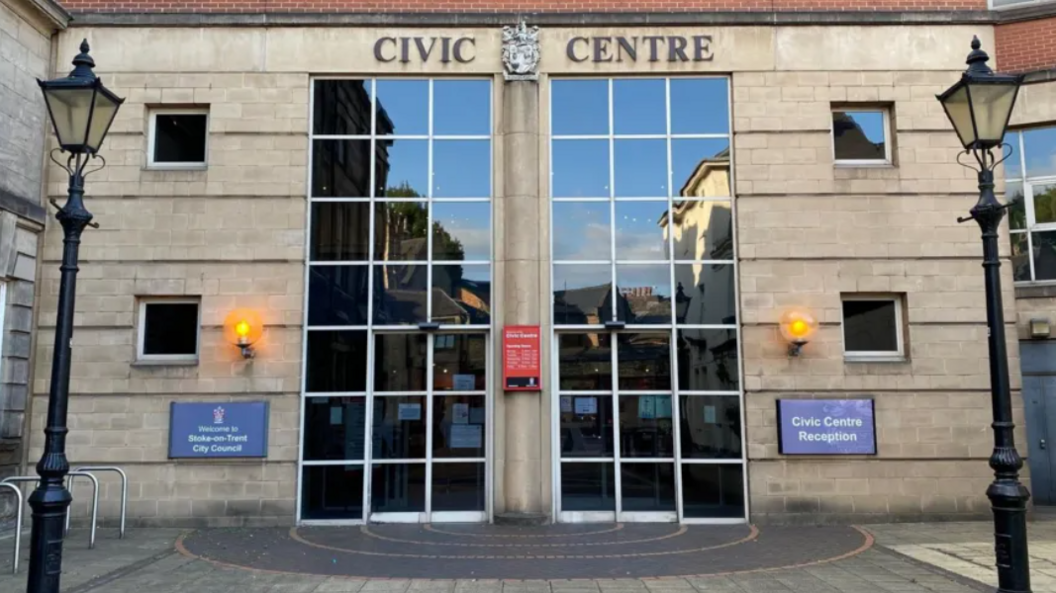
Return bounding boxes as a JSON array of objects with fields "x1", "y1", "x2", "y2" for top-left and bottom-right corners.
[
  {"x1": 427, "y1": 81, "x2": 436, "y2": 323},
  {"x1": 1028, "y1": 227, "x2": 1037, "y2": 282},
  {"x1": 294, "y1": 80, "x2": 319, "y2": 525},
  {"x1": 608, "y1": 79, "x2": 617, "y2": 322},
  {"x1": 611, "y1": 331, "x2": 622, "y2": 517},
  {"x1": 725, "y1": 74, "x2": 750, "y2": 523},
  {"x1": 664, "y1": 78, "x2": 685, "y2": 523},
  {"x1": 363, "y1": 77, "x2": 378, "y2": 522},
  {"x1": 425, "y1": 333, "x2": 434, "y2": 519}
]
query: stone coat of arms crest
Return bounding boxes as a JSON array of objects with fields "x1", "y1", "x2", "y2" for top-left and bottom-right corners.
[{"x1": 502, "y1": 22, "x2": 540, "y2": 81}]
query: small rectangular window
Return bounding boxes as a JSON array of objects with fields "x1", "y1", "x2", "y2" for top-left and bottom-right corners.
[
  {"x1": 832, "y1": 108, "x2": 891, "y2": 165},
  {"x1": 138, "y1": 298, "x2": 200, "y2": 361},
  {"x1": 841, "y1": 295, "x2": 904, "y2": 360},
  {"x1": 148, "y1": 109, "x2": 209, "y2": 168}
]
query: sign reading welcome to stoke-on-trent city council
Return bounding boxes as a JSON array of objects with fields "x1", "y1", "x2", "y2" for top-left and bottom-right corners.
[
  {"x1": 169, "y1": 402, "x2": 269, "y2": 458},
  {"x1": 776, "y1": 399, "x2": 876, "y2": 455}
]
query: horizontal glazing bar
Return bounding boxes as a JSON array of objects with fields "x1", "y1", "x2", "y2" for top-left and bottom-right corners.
[
  {"x1": 618, "y1": 458, "x2": 675, "y2": 463},
  {"x1": 679, "y1": 459, "x2": 746, "y2": 465},
  {"x1": 307, "y1": 260, "x2": 493, "y2": 266},
  {"x1": 551, "y1": 134, "x2": 730, "y2": 140},
  {"x1": 369, "y1": 459, "x2": 428, "y2": 464},
  {"x1": 301, "y1": 460, "x2": 367, "y2": 466},
  {"x1": 312, "y1": 135, "x2": 492, "y2": 141},
  {"x1": 678, "y1": 391, "x2": 742, "y2": 397},
  {"x1": 557, "y1": 391, "x2": 612, "y2": 396},
  {"x1": 430, "y1": 458, "x2": 487, "y2": 463},
  {"x1": 309, "y1": 197, "x2": 493, "y2": 203},
  {"x1": 302, "y1": 392, "x2": 368, "y2": 398},
  {"x1": 559, "y1": 458, "x2": 615, "y2": 463}
]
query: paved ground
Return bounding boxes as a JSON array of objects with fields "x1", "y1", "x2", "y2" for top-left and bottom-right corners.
[
  {"x1": 0, "y1": 521, "x2": 1048, "y2": 592},
  {"x1": 868, "y1": 521, "x2": 1056, "y2": 592}
]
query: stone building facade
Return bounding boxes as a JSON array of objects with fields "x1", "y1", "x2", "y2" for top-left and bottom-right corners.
[
  {"x1": 13, "y1": 0, "x2": 1056, "y2": 526},
  {"x1": 0, "y1": 0, "x2": 66, "y2": 514}
]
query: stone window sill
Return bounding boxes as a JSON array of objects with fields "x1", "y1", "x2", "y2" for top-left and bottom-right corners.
[
  {"x1": 131, "y1": 358, "x2": 199, "y2": 367},
  {"x1": 844, "y1": 355, "x2": 906, "y2": 364}
]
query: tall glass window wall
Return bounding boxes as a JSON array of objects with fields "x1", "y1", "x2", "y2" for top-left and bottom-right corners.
[
  {"x1": 302, "y1": 79, "x2": 492, "y2": 523},
  {"x1": 1007, "y1": 127, "x2": 1056, "y2": 283},
  {"x1": 550, "y1": 78, "x2": 744, "y2": 522}
]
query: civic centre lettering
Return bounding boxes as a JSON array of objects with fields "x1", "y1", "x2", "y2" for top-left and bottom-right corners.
[
  {"x1": 566, "y1": 35, "x2": 713, "y2": 63},
  {"x1": 373, "y1": 37, "x2": 476, "y2": 63},
  {"x1": 776, "y1": 399, "x2": 876, "y2": 455},
  {"x1": 169, "y1": 402, "x2": 269, "y2": 458}
]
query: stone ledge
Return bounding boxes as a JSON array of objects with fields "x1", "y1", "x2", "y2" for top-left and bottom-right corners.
[
  {"x1": 69, "y1": 10, "x2": 997, "y2": 27},
  {"x1": 0, "y1": 188, "x2": 46, "y2": 226}
]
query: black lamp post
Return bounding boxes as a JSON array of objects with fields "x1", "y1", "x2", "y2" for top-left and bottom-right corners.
[
  {"x1": 936, "y1": 37, "x2": 1029, "y2": 593},
  {"x1": 29, "y1": 40, "x2": 123, "y2": 593}
]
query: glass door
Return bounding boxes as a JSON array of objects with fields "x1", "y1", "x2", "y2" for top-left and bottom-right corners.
[
  {"x1": 557, "y1": 332, "x2": 676, "y2": 522},
  {"x1": 369, "y1": 331, "x2": 488, "y2": 523}
]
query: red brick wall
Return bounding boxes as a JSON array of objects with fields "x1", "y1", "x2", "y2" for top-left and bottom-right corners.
[
  {"x1": 65, "y1": 0, "x2": 985, "y2": 13},
  {"x1": 996, "y1": 17, "x2": 1056, "y2": 73}
]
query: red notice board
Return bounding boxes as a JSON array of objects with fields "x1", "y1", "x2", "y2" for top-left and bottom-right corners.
[{"x1": 503, "y1": 325, "x2": 541, "y2": 391}]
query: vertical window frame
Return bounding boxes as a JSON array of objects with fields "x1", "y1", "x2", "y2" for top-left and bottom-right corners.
[
  {"x1": 146, "y1": 107, "x2": 211, "y2": 170},
  {"x1": 136, "y1": 297, "x2": 202, "y2": 362},
  {"x1": 831, "y1": 107, "x2": 892, "y2": 167},
  {"x1": 840, "y1": 294, "x2": 905, "y2": 361}
]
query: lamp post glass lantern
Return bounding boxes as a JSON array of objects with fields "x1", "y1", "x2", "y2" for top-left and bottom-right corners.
[
  {"x1": 937, "y1": 36, "x2": 1030, "y2": 593},
  {"x1": 28, "y1": 39, "x2": 122, "y2": 593}
]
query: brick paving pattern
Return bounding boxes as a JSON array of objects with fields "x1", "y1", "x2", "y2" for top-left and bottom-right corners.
[{"x1": 0, "y1": 522, "x2": 1002, "y2": 592}]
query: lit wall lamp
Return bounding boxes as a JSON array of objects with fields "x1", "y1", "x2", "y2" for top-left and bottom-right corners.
[
  {"x1": 224, "y1": 309, "x2": 263, "y2": 359},
  {"x1": 1031, "y1": 317, "x2": 1051, "y2": 339},
  {"x1": 779, "y1": 308, "x2": 818, "y2": 357}
]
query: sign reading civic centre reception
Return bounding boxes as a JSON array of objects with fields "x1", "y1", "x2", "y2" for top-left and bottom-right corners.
[
  {"x1": 169, "y1": 402, "x2": 269, "y2": 458},
  {"x1": 776, "y1": 399, "x2": 876, "y2": 455}
]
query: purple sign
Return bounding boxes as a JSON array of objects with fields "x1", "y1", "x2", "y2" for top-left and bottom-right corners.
[
  {"x1": 777, "y1": 399, "x2": 876, "y2": 455},
  {"x1": 169, "y1": 402, "x2": 269, "y2": 458}
]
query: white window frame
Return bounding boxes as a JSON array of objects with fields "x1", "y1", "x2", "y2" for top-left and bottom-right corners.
[
  {"x1": 831, "y1": 107, "x2": 892, "y2": 167},
  {"x1": 841, "y1": 295, "x2": 905, "y2": 361},
  {"x1": 146, "y1": 108, "x2": 210, "y2": 169},
  {"x1": 989, "y1": 0, "x2": 1056, "y2": 9},
  {"x1": 136, "y1": 297, "x2": 202, "y2": 362},
  {"x1": 1008, "y1": 127, "x2": 1056, "y2": 285}
]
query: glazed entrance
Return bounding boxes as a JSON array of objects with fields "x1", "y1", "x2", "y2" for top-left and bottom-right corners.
[{"x1": 549, "y1": 77, "x2": 746, "y2": 522}]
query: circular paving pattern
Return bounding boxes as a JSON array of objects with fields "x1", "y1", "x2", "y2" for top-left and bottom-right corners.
[{"x1": 177, "y1": 523, "x2": 872, "y2": 579}]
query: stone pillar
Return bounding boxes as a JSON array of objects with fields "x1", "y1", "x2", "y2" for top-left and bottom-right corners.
[{"x1": 497, "y1": 77, "x2": 546, "y2": 523}]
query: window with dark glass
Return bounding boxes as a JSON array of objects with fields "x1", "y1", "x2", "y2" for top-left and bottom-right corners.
[
  {"x1": 842, "y1": 296, "x2": 903, "y2": 357},
  {"x1": 150, "y1": 111, "x2": 208, "y2": 166},
  {"x1": 138, "y1": 299, "x2": 199, "y2": 359}
]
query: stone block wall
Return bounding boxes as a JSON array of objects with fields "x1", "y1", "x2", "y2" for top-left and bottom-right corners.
[
  {"x1": 31, "y1": 68, "x2": 307, "y2": 527},
  {"x1": 732, "y1": 68, "x2": 1025, "y2": 523},
  {"x1": 0, "y1": 0, "x2": 64, "y2": 517}
]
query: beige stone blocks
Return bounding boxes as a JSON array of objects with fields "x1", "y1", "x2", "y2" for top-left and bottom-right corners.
[
  {"x1": 748, "y1": 458, "x2": 997, "y2": 520},
  {"x1": 740, "y1": 323, "x2": 1020, "y2": 392},
  {"x1": 29, "y1": 394, "x2": 299, "y2": 463}
]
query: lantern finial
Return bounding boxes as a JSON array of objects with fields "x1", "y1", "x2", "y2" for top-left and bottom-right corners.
[
  {"x1": 69, "y1": 39, "x2": 96, "y2": 79},
  {"x1": 966, "y1": 36, "x2": 993, "y2": 76}
]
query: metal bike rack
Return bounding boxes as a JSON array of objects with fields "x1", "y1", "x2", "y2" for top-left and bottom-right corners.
[
  {"x1": 0, "y1": 482, "x2": 22, "y2": 573},
  {"x1": 64, "y1": 471, "x2": 99, "y2": 549},
  {"x1": 72, "y1": 466, "x2": 126, "y2": 538},
  {"x1": 1, "y1": 472, "x2": 99, "y2": 549}
]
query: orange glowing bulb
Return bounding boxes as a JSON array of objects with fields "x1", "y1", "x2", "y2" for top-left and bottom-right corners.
[
  {"x1": 235, "y1": 321, "x2": 251, "y2": 338},
  {"x1": 789, "y1": 319, "x2": 808, "y2": 338}
]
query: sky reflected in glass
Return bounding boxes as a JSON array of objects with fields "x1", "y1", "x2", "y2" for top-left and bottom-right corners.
[
  {"x1": 376, "y1": 80, "x2": 428, "y2": 135},
  {"x1": 553, "y1": 202, "x2": 611, "y2": 261},
  {"x1": 433, "y1": 80, "x2": 490, "y2": 136},
  {"x1": 552, "y1": 80, "x2": 608, "y2": 135},
  {"x1": 613, "y1": 79, "x2": 665, "y2": 135},
  {"x1": 553, "y1": 140, "x2": 610, "y2": 197}
]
